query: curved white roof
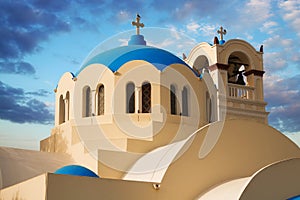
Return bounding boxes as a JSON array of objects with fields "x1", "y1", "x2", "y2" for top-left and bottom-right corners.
[{"x1": 0, "y1": 147, "x2": 74, "y2": 189}]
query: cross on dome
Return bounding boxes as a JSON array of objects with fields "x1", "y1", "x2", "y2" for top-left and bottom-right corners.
[
  {"x1": 217, "y1": 26, "x2": 227, "y2": 41},
  {"x1": 132, "y1": 14, "x2": 144, "y2": 35}
]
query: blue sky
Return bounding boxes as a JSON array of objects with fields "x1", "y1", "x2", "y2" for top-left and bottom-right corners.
[{"x1": 0, "y1": 0, "x2": 300, "y2": 150}]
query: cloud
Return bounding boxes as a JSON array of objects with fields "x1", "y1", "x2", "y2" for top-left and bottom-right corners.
[
  {"x1": 0, "y1": 61, "x2": 36, "y2": 75},
  {"x1": 239, "y1": 0, "x2": 273, "y2": 24},
  {"x1": 117, "y1": 10, "x2": 131, "y2": 22},
  {"x1": 0, "y1": 1, "x2": 70, "y2": 74},
  {"x1": 264, "y1": 52, "x2": 288, "y2": 71},
  {"x1": 263, "y1": 35, "x2": 299, "y2": 71},
  {"x1": 100, "y1": 0, "x2": 146, "y2": 24},
  {"x1": 0, "y1": 81, "x2": 53, "y2": 124},
  {"x1": 260, "y1": 21, "x2": 278, "y2": 34},
  {"x1": 31, "y1": 0, "x2": 70, "y2": 12},
  {"x1": 186, "y1": 22, "x2": 200, "y2": 33},
  {"x1": 278, "y1": 0, "x2": 300, "y2": 36},
  {"x1": 149, "y1": 0, "x2": 240, "y2": 23},
  {"x1": 198, "y1": 24, "x2": 219, "y2": 38},
  {"x1": 264, "y1": 35, "x2": 292, "y2": 49},
  {"x1": 26, "y1": 89, "x2": 51, "y2": 97},
  {"x1": 265, "y1": 74, "x2": 300, "y2": 133}
]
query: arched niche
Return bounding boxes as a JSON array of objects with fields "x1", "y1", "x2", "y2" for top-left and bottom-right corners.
[
  {"x1": 59, "y1": 95, "x2": 65, "y2": 124},
  {"x1": 227, "y1": 51, "x2": 250, "y2": 85},
  {"x1": 65, "y1": 91, "x2": 70, "y2": 121},
  {"x1": 193, "y1": 55, "x2": 209, "y2": 75},
  {"x1": 126, "y1": 82, "x2": 135, "y2": 113},
  {"x1": 82, "y1": 86, "x2": 91, "y2": 117}
]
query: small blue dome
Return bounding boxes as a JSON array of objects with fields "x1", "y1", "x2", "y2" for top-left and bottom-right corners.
[
  {"x1": 288, "y1": 195, "x2": 300, "y2": 200},
  {"x1": 54, "y1": 165, "x2": 99, "y2": 178},
  {"x1": 219, "y1": 40, "x2": 226, "y2": 45},
  {"x1": 128, "y1": 35, "x2": 146, "y2": 45},
  {"x1": 76, "y1": 45, "x2": 197, "y2": 76}
]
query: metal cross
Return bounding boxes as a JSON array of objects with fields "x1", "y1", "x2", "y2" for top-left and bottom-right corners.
[
  {"x1": 132, "y1": 14, "x2": 144, "y2": 35},
  {"x1": 217, "y1": 26, "x2": 227, "y2": 40}
]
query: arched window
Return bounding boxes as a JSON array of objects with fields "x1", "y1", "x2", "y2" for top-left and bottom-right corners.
[
  {"x1": 126, "y1": 82, "x2": 135, "y2": 113},
  {"x1": 97, "y1": 84, "x2": 104, "y2": 115},
  {"x1": 142, "y1": 82, "x2": 151, "y2": 113},
  {"x1": 65, "y1": 92, "x2": 70, "y2": 121},
  {"x1": 59, "y1": 95, "x2": 65, "y2": 124},
  {"x1": 170, "y1": 84, "x2": 177, "y2": 115},
  {"x1": 83, "y1": 86, "x2": 91, "y2": 117},
  {"x1": 182, "y1": 86, "x2": 188, "y2": 116}
]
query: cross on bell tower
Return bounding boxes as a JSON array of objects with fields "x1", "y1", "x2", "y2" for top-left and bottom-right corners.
[
  {"x1": 132, "y1": 14, "x2": 144, "y2": 35},
  {"x1": 217, "y1": 26, "x2": 227, "y2": 41}
]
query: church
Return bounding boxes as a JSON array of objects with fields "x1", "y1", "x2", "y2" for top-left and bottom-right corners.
[{"x1": 1, "y1": 15, "x2": 300, "y2": 200}]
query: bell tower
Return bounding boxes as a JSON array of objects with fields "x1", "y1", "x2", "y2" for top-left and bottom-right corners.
[{"x1": 186, "y1": 27, "x2": 269, "y2": 124}]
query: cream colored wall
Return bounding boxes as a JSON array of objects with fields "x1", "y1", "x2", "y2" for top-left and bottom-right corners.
[
  {"x1": 156, "y1": 119, "x2": 300, "y2": 199},
  {"x1": 240, "y1": 158, "x2": 300, "y2": 199},
  {"x1": 55, "y1": 72, "x2": 75, "y2": 126},
  {"x1": 46, "y1": 173, "x2": 157, "y2": 200},
  {"x1": 187, "y1": 40, "x2": 268, "y2": 123},
  {"x1": 186, "y1": 42, "x2": 217, "y2": 66},
  {"x1": 39, "y1": 119, "x2": 300, "y2": 200},
  {"x1": 73, "y1": 63, "x2": 114, "y2": 118},
  {"x1": 43, "y1": 60, "x2": 213, "y2": 179},
  {"x1": 0, "y1": 174, "x2": 46, "y2": 200},
  {"x1": 2, "y1": 158, "x2": 299, "y2": 200},
  {"x1": 217, "y1": 39, "x2": 263, "y2": 71},
  {"x1": 98, "y1": 120, "x2": 300, "y2": 197}
]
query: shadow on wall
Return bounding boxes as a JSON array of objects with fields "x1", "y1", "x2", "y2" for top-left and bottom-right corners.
[{"x1": 40, "y1": 127, "x2": 68, "y2": 153}]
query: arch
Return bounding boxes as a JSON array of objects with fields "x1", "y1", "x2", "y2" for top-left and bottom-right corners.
[
  {"x1": 227, "y1": 52, "x2": 249, "y2": 85},
  {"x1": 65, "y1": 92, "x2": 70, "y2": 121},
  {"x1": 185, "y1": 42, "x2": 214, "y2": 68},
  {"x1": 97, "y1": 84, "x2": 105, "y2": 115},
  {"x1": 182, "y1": 86, "x2": 189, "y2": 116},
  {"x1": 82, "y1": 86, "x2": 91, "y2": 117},
  {"x1": 142, "y1": 82, "x2": 151, "y2": 113},
  {"x1": 126, "y1": 82, "x2": 135, "y2": 113},
  {"x1": 170, "y1": 84, "x2": 177, "y2": 115},
  {"x1": 193, "y1": 55, "x2": 209, "y2": 75},
  {"x1": 59, "y1": 95, "x2": 65, "y2": 124}
]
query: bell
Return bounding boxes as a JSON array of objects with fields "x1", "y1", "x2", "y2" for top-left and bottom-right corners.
[{"x1": 236, "y1": 73, "x2": 245, "y2": 85}]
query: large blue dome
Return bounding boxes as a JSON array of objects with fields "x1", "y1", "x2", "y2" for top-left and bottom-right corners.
[
  {"x1": 76, "y1": 45, "x2": 196, "y2": 76},
  {"x1": 54, "y1": 165, "x2": 99, "y2": 178}
]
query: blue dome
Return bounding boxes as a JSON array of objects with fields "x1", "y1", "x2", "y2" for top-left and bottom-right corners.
[
  {"x1": 76, "y1": 45, "x2": 196, "y2": 76},
  {"x1": 54, "y1": 165, "x2": 99, "y2": 178},
  {"x1": 288, "y1": 196, "x2": 300, "y2": 200}
]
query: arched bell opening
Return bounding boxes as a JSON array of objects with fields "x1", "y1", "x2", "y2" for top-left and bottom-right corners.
[{"x1": 227, "y1": 52, "x2": 250, "y2": 86}]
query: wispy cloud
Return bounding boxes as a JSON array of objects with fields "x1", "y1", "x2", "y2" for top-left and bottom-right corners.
[
  {"x1": 260, "y1": 21, "x2": 278, "y2": 34},
  {"x1": 0, "y1": 61, "x2": 36, "y2": 75},
  {"x1": 265, "y1": 74, "x2": 300, "y2": 133},
  {"x1": 186, "y1": 22, "x2": 200, "y2": 33},
  {"x1": 278, "y1": 0, "x2": 300, "y2": 36},
  {"x1": 240, "y1": 0, "x2": 273, "y2": 23}
]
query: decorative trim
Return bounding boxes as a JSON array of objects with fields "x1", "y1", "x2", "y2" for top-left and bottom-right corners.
[
  {"x1": 208, "y1": 63, "x2": 229, "y2": 71},
  {"x1": 244, "y1": 69, "x2": 265, "y2": 77}
]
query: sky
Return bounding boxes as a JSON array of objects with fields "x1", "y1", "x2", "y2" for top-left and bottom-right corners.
[{"x1": 0, "y1": 0, "x2": 300, "y2": 150}]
